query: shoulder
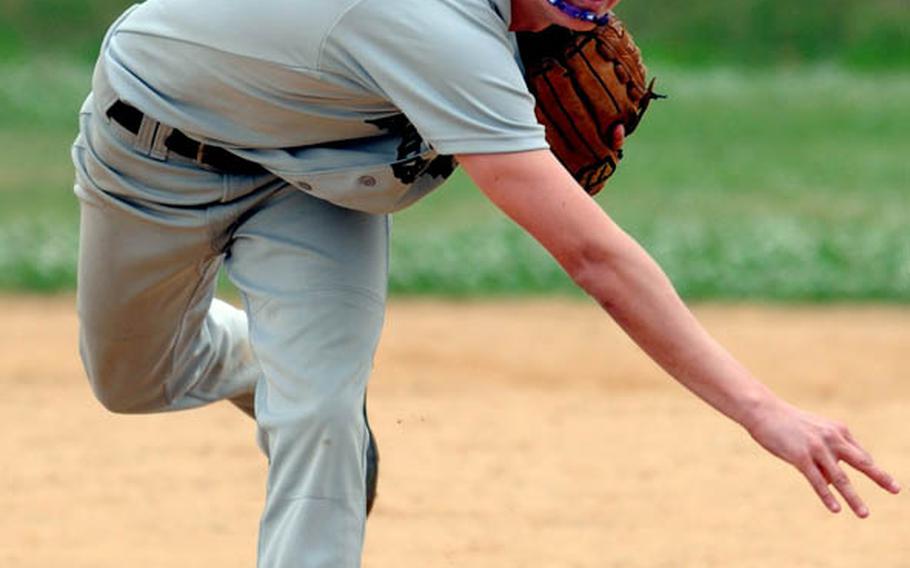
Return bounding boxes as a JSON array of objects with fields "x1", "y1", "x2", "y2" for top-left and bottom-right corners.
[
  {"x1": 340, "y1": 0, "x2": 506, "y2": 26},
  {"x1": 324, "y1": 0, "x2": 512, "y2": 60}
]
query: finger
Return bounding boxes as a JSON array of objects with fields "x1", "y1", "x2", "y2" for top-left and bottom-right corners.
[
  {"x1": 613, "y1": 124, "x2": 625, "y2": 149},
  {"x1": 839, "y1": 441, "x2": 902, "y2": 494},
  {"x1": 841, "y1": 427, "x2": 859, "y2": 445},
  {"x1": 802, "y1": 462, "x2": 841, "y2": 514},
  {"x1": 816, "y1": 452, "x2": 868, "y2": 518}
]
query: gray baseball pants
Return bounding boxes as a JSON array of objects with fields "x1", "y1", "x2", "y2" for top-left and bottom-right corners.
[{"x1": 72, "y1": 63, "x2": 388, "y2": 568}]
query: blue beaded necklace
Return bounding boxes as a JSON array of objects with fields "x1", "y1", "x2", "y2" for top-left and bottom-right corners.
[{"x1": 546, "y1": 0, "x2": 611, "y2": 26}]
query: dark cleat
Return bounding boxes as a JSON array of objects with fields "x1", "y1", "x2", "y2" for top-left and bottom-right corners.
[{"x1": 365, "y1": 409, "x2": 379, "y2": 516}]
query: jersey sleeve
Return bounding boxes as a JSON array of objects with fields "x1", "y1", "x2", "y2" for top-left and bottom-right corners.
[{"x1": 320, "y1": 0, "x2": 548, "y2": 155}]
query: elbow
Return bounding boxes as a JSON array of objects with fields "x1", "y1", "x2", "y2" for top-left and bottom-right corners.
[{"x1": 561, "y1": 237, "x2": 624, "y2": 304}]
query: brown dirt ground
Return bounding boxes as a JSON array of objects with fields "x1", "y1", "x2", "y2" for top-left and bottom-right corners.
[{"x1": 1, "y1": 296, "x2": 908, "y2": 568}]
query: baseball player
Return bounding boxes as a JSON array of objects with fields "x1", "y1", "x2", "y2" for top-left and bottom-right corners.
[{"x1": 71, "y1": 0, "x2": 900, "y2": 566}]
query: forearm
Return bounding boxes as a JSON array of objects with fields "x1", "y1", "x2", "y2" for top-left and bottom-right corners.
[
  {"x1": 460, "y1": 149, "x2": 900, "y2": 516},
  {"x1": 459, "y1": 149, "x2": 779, "y2": 430},
  {"x1": 573, "y1": 227, "x2": 779, "y2": 430}
]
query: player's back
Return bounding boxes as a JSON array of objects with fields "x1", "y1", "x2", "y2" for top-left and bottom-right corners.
[
  {"x1": 115, "y1": 0, "x2": 359, "y2": 69},
  {"x1": 99, "y1": 0, "x2": 390, "y2": 147}
]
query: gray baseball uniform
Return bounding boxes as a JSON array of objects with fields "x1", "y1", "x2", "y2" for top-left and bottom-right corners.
[{"x1": 73, "y1": 1, "x2": 546, "y2": 566}]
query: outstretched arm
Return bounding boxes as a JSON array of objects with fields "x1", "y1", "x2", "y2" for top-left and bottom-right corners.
[{"x1": 456, "y1": 147, "x2": 901, "y2": 517}]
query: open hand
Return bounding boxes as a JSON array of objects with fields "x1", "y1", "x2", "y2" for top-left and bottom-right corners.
[{"x1": 746, "y1": 400, "x2": 901, "y2": 517}]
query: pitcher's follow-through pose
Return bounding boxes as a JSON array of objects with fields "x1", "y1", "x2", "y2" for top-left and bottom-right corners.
[{"x1": 72, "y1": 0, "x2": 900, "y2": 566}]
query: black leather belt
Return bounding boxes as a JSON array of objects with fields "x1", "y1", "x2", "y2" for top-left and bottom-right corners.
[{"x1": 106, "y1": 100, "x2": 266, "y2": 175}]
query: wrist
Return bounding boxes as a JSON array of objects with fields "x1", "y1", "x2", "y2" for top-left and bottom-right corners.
[{"x1": 734, "y1": 387, "x2": 783, "y2": 434}]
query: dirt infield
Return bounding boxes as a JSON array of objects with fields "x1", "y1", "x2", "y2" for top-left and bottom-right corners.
[{"x1": 1, "y1": 297, "x2": 907, "y2": 567}]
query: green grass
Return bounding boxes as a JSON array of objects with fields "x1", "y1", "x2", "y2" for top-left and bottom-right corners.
[
  {"x1": 1, "y1": 60, "x2": 909, "y2": 299},
  {"x1": 392, "y1": 67, "x2": 910, "y2": 299},
  {"x1": 619, "y1": 0, "x2": 910, "y2": 69}
]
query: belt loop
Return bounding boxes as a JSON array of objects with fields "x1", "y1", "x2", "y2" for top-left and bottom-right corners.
[
  {"x1": 149, "y1": 124, "x2": 173, "y2": 161},
  {"x1": 133, "y1": 115, "x2": 159, "y2": 156}
]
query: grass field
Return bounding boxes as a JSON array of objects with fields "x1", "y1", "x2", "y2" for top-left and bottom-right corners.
[{"x1": 1, "y1": 60, "x2": 909, "y2": 299}]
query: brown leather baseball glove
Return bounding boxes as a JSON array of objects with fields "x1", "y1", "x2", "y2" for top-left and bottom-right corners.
[{"x1": 518, "y1": 15, "x2": 663, "y2": 195}]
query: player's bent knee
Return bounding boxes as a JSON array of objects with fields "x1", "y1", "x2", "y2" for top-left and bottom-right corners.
[
  {"x1": 85, "y1": 369, "x2": 170, "y2": 414},
  {"x1": 88, "y1": 380, "x2": 152, "y2": 414},
  {"x1": 79, "y1": 334, "x2": 172, "y2": 414}
]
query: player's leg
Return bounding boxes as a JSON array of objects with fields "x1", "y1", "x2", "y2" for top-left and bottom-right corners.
[
  {"x1": 224, "y1": 186, "x2": 389, "y2": 568},
  {"x1": 72, "y1": 94, "x2": 278, "y2": 414}
]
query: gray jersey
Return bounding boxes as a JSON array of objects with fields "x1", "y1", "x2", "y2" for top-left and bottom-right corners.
[{"x1": 99, "y1": 0, "x2": 548, "y2": 212}]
